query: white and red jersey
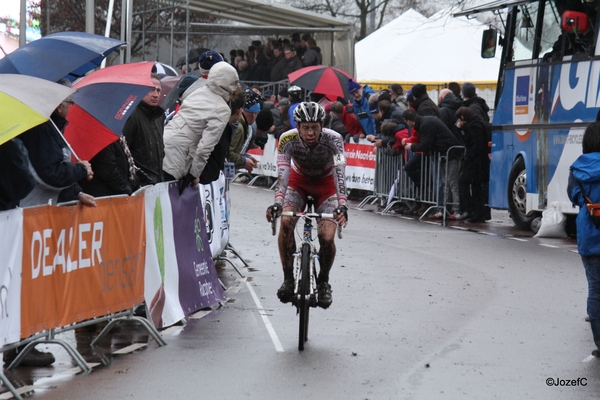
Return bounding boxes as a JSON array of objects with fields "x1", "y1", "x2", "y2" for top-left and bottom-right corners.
[{"x1": 274, "y1": 127, "x2": 347, "y2": 206}]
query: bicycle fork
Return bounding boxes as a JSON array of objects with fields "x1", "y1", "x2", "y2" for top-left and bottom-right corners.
[{"x1": 293, "y1": 244, "x2": 318, "y2": 309}]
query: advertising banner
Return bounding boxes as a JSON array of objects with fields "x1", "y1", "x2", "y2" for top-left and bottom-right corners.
[
  {"x1": 20, "y1": 196, "x2": 146, "y2": 337},
  {"x1": 144, "y1": 183, "x2": 225, "y2": 329},
  {"x1": 199, "y1": 172, "x2": 229, "y2": 258},
  {"x1": 247, "y1": 133, "x2": 277, "y2": 178},
  {"x1": 144, "y1": 183, "x2": 185, "y2": 329},
  {"x1": 168, "y1": 184, "x2": 225, "y2": 314},
  {"x1": 0, "y1": 209, "x2": 23, "y2": 346},
  {"x1": 344, "y1": 140, "x2": 376, "y2": 191}
]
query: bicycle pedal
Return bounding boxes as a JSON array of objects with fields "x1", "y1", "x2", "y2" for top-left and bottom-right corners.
[{"x1": 309, "y1": 294, "x2": 318, "y2": 307}]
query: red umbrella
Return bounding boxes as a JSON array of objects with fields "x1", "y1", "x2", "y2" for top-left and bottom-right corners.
[
  {"x1": 288, "y1": 66, "x2": 354, "y2": 101},
  {"x1": 64, "y1": 62, "x2": 156, "y2": 161}
]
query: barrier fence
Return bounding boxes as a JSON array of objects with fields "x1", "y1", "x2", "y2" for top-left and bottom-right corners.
[
  {"x1": 359, "y1": 146, "x2": 466, "y2": 225},
  {"x1": 0, "y1": 173, "x2": 235, "y2": 399}
]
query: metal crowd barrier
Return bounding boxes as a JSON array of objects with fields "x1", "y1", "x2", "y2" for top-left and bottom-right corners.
[{"x1": 361, "y1": 146, "x2": 465, "y2": 226}]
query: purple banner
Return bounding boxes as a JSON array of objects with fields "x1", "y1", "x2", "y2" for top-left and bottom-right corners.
[{"x1": 169, "y1": 185, "x2": 225, "y2": 313}]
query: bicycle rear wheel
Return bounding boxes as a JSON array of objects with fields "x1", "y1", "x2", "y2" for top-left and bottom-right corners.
[{"x1": 298, "y1": 243, "x2": 311, "y2": 351}]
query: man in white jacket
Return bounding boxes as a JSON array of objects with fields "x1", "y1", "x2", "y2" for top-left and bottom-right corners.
[{"x1": 163, "y1": 62, "x2": 240, "y2": 189}]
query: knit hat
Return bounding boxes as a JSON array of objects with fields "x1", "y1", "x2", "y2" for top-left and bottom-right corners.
[
  {"x1": 411, "y1": 84, "x2": 427, "y2": 99},
  {"x1": 462, "y1": 82, "x2": 476, "y2": 99},
  {"x1": 256, "y1": 109, "x2": 274, "y2": 132},
  {"x1": 177, "y1": 75, "x2": 199, "y2": 97},
  {"x1": 244, "y1": 102, "x2": 261, "y2": 113},
  {"x1": 199, "y1": 50, "x2": 223, "y2": 76},
  {"x1": 369, "y1": 101, "x2": 379, "y2": 114},
  {"x1": 278, "y1": 87, "x2": 288, "y2": 98},
  {"x1": 348, "y1": 80, "x2": 361, "y2": 94}
]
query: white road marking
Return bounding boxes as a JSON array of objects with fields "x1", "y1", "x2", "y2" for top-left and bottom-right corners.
[
  {"x1": 246, "y1": 281, "x2": 284, "y2": 353},
  {"x1": 539, "y1": 244, "x2": 559, "y2": 248},
  {"x1": 582, "y1": 355, "x2": 595, "y2": 363},
  {"x1": 508, "y1": 237, "x2": 528, "y2": 242},
  {"x1": 0, "y1": 385, "x2": 34, "y2": 399},
  {"x1": 113, "y1": 343, "x2": 147, "y2": 355},
  {"x1": 189, "y1": 310, "x2": 212, "y2": 320}
]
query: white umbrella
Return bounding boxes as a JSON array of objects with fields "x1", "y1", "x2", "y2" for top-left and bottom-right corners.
[{"x1": 154, "y1": 62, "x2": 178, "y2": 77}]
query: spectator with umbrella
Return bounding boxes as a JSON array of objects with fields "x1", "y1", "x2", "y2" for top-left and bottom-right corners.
[
  {"x1": 19, "y1": 79, "x2": 96, "y2": 208},
  {"x1": 122, "y1": 73, "x2": 166, "y2": 186}
]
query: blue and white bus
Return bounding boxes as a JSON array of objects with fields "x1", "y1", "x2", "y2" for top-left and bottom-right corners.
[{"x1": 457, "y1": 0, "x2": 599, "y2": 232}]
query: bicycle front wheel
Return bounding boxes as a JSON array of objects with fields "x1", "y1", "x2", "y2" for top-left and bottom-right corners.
[{"x1": 298, "y1": 242, "x2": 311, "y2": 351}]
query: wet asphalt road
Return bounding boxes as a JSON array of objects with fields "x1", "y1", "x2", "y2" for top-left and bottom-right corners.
[{"x1": 3, "y1": 182, "x2": 599, "y2": 399}]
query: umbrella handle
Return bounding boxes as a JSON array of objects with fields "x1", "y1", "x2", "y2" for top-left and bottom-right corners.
[{"x1": 50, "y1": 119, "x2": 93, "y2": 180}]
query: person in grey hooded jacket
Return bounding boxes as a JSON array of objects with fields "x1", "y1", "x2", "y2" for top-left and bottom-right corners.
[{"x1": 163, "y1": 62, "x2": 240, "y2": 187}]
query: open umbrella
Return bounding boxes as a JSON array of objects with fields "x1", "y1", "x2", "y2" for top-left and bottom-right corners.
[
  {"x1": 0, "y1": 74, "x2": 74, "y2": 146},
  {"x1": 63, "y1": 61, "x2": 156, "y2": 161},
  {"x1": 0, "y1": 32, "x2": 124, "y2": 82},
  {"x1": 288, "y1": 66, "x2": 354, "y2": 101},
  {"x1": 154, "y1": 62, "x2": 178, "y2": 77}
]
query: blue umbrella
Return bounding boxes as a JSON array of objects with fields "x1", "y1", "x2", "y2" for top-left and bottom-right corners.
[{"x1": 0, "y1": 31, "x2": 124, "y2": 82}]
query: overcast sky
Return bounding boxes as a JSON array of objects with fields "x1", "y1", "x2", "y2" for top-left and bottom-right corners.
[{"x1": 0, "y1": 0, "x2": 21, "y2": 20}]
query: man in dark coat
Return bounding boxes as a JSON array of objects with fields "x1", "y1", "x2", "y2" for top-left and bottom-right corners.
[
  {"x1": 19, "y1": 99, "x2": 95, "y2": 207},
  {"x1": 438, "y1": 88, "x2": 465, "y2": 145},
  {"x1": 78, "y1": 138, "x2": 138, "y2": 197},
  {"x1": 283, "y1": 45, "x2": 303, "y2": 76},
  {"x1": 462, "y1": 82, "x2": 490, "y2": 123},
  {"x1": 0, "y1": 139, "x2": 34, "y2": 211},
  {"x1": 269, "y1": 46, "x2": 287, "y2": 81},
  {"x1": 408, "y1": 83, "x2": 443, "y2": 119},
  {"x1": 123, "y1": 73, "x2": 166, "y2": 186},
  {"x1": 403, "y1": 109, "x2": 461, "y2": 217}
]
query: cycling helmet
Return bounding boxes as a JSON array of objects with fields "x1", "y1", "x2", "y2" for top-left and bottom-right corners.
[
  {"x1": 293, "y1": 101, "x2": 326, "y2": 123},
  {"x1": 287, "y1": 85, "x2": 302, "y2": 95}
]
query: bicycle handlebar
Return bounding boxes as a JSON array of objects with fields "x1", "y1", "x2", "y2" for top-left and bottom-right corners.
[{"x1": 271, "y1": 211, "x2": 343, "y2": 239}]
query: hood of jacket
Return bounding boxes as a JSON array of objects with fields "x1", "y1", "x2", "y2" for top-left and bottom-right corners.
[
  {"x1": 206, "y1": 62, "x2": 239, "y2": 102},
  {"x1": 465, "y1": 96, "x2": 490, "y2": 113},
  {"x1": 571, "y1": 153, "x2": 600, "y2": 184}
]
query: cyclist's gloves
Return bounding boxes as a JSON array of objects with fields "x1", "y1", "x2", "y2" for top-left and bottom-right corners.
[
  {"x1": 268, "y1": 204, "x2": 282, "y2": 219},
  {"x1": 334, "y1": 205, "x2": 348, "y2": 221}
]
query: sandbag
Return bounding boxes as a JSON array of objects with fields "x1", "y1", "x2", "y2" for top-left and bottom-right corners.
[{"x1": 534, "y1": 202, "x2": 568, "y2": 238}]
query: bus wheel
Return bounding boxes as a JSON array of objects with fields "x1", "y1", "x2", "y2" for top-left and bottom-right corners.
[{"x1": 507, "y1": 157, "x2": 538, "y2": 230}]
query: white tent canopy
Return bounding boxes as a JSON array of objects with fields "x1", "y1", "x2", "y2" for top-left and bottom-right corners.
[{"x1": 356, "y1": 8, "x2": 501, "y2": 84}]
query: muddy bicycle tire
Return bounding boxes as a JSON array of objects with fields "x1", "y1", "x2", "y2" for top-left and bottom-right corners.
[{"x1": 298, "y1": 243, "x2": 311, "y2": 351}]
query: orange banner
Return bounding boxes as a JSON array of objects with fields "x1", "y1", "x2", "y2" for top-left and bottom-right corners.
[{"x1": 21, "y1": 196, "x2": 146, "y2": 337}]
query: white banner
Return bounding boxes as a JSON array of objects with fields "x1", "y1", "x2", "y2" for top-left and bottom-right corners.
[
  {"x1": 247, "y1": 133, "x2": 278, "y2": 178},
  {"x1": 0, "y1": 208, "x2": 23, "y2": 346},
  {"x1": 199, "y1": 172, "x2": 230, "y2": 258},
  {"x1": 142, "y1": 183, "x2": 185, "y2": 328}
]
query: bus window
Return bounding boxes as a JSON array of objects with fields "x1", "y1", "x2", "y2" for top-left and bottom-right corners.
[
  {"x1": 539, "y1": 1, "x2": 562, "y2": 58},
  {"x1": 542, "y1": 0, "x2": 597, "y2": 61},
  {"x1": 513, "y1": 3, "x2": 540, "y2": 60}
]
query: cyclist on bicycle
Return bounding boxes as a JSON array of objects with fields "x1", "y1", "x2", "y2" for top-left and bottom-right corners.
[{"x1": 266, "y1": 101, "x2": 348, "y2": 309}]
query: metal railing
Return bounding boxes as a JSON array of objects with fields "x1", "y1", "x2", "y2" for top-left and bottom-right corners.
[{"x1": 359, "y1": 146, "x2": 466, "y2": 226}]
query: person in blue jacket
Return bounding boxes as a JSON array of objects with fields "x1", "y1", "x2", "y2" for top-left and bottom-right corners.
[
  {"x1": 568, "y1": 121, "x2": 600, "y2": 357},
  {"x1": 347, "y1": 79, "x2": 375, "y2": 136}
]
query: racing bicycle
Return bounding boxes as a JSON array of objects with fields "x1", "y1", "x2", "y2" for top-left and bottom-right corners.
[{"x1": 271, "y1": 197, "x2": 342, "y2": 351}]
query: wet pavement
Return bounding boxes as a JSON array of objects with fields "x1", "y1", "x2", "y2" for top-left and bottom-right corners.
[{"x1": 0, "y1": 183, "x2": 592, "y2": 399}]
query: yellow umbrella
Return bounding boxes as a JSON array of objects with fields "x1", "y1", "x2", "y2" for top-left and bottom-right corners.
[{"x1": 0, "y1": 74, "x2": 74, "y2": 146}]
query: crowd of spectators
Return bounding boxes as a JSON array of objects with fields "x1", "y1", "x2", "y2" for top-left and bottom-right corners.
[{"x1": 227, "y1": 33, "x2": 323, "y2": 84}]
